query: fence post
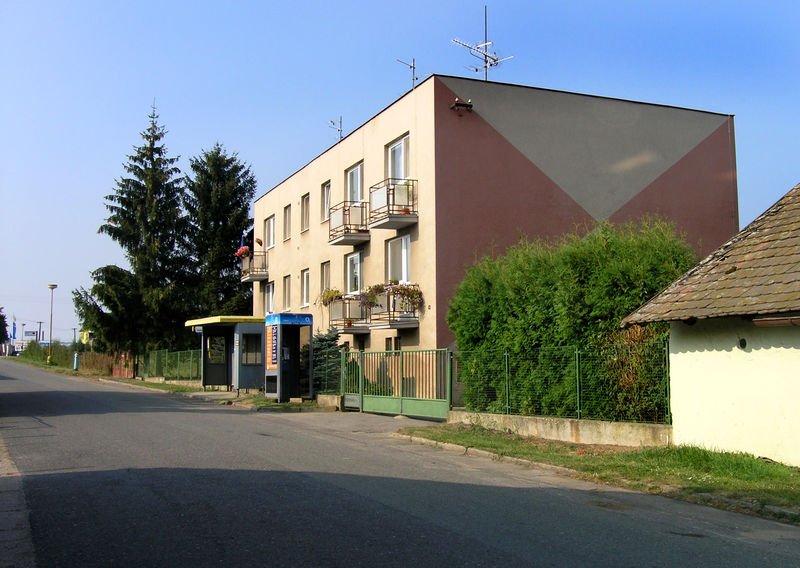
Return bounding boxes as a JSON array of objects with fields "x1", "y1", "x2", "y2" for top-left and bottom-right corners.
[
  {"x1": 575, "y1": 348, "x2": 582, "y2": 420},
  {"x1": 340, "y1": 350, "x2": 345, "y2": 395},
  {"x1": 446, "y1": 350, "x2": 453, "y2": 409},
  {"x1": 504, "y1": 351, "x2": 510, "y2": 415},
  {"x1": 359, "y1": 351, "x2": 365, "y2": 412}
]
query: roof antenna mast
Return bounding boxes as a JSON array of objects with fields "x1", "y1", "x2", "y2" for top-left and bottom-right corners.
[
  {"x1": 396, "y1": 58, "x2": 418, "y2": 89},
  {"x1": 329, "y1": 116, "x2": 343, "y2": 142},
  {"x1": 452, "y1": 5, "x2": 513, "y2": 80}
]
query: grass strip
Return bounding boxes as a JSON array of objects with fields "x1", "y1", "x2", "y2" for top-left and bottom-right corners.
[{"x1": 399, "y1": 423, "x2": 800, "y2": 523}]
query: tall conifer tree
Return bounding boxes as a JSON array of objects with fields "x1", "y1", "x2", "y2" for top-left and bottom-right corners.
[
  {"x1": 184, "y1": 143, "x2": 257, "y2": 316},
  {"x1": 75, "y1": 108, "x2": 193, "y2": 352}
]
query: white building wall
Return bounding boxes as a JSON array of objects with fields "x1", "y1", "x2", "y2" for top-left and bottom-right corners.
[{"x1": 669, "y1": 317, "x2": 800, "y2": 466}]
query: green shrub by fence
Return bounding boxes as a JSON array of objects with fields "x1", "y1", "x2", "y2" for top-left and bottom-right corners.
[
  {"x1": 453, "y1": 341, "x2": 670, "y2": 424},
  {"x1": 138, "y1": 349, "x2": 200, "y2": 381}
]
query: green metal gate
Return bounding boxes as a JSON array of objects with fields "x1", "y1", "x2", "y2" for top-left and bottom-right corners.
[{"x1": 342, "y1": 349, "x2": 451, "y2": 419}]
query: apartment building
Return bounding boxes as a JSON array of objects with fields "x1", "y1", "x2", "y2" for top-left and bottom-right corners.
[{"x1": 246, "y1": 75, "x2": 738, "y2": 352}]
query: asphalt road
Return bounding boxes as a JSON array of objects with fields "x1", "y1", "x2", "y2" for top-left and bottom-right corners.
[{"x1": 2, "y1": 359, "x2": 800, "y2": 567}]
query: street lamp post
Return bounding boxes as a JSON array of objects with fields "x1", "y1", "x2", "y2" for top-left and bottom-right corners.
[{"x1": 47, "y1": 284, "x2": 57, "y2": 364}]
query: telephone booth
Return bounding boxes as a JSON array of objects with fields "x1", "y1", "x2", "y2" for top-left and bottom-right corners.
[{"x1": 264, "y1": 313, "x2": 314, "y2": 402}]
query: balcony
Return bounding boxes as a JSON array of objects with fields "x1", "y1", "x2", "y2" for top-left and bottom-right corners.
[
  {"x1": 366, "y1": 283, "x2": 422, "y2": 329},
  {"x1": 240, "y1": 252, "x2": 268, "y2": 282},
  {"x1": 329, "y1": 296, "x2": 370, "y2": 334},
  {"x1": 328, "y1": 201, "x2": 370, "y2": 245},
  {"x1": 368, "y1": 178, "x2": 418, "y2": 230}
]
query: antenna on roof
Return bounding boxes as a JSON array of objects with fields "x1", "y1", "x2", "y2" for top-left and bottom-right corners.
[
  {"x1": 452, "y1": 5, "x2": 513, "y2": 81},
  {"x1": 329, "y1": 116, "x2": 342, "y2": 142},
  {"x1": 396, "y1": 58, "x2": 418, "y2": 89}
]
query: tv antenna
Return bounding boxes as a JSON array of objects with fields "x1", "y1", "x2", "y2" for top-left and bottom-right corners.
[
  {"x1": 396, "y1": 58, "x2": 419, "y2": 89},
  {"x1": 452, "y1": 5, "x2": 513, "y2": 80},
  {"x1": 329, "y1": 116, "x2": 342, "y2": 142}
]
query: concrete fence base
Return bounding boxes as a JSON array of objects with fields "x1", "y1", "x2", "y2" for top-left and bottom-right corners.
[
  {"x1": 317, "y1": 394, "x2": 343, "y2": 410},
  {"x1": 448, "y1": 410, "x2": 672, "y2": 447}
]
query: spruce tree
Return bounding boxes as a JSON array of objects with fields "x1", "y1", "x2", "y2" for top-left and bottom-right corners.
[
  {"x1": 183, "y1": 143, "x2": 257, "y2": 316},
  {"x1": 75, "y1": 107, "x2": 194, "y2": 352}
]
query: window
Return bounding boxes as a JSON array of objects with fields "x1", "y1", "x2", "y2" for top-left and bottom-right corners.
[
  {"x1": 264, "y1": 216, "x2": 275, "y2": 249},
  {"x1": 283, "y1": 205, "x2": 291, "y2": 241},
  {"x1": 387, "y1": 235, "x2": 410, "y2": 283},
  {"x1": 388, "y1": 135, "x2": 409, "y2": 180},
  {"x1": 300, "y1": 268, "x2": 310, "y2": 307},
  {"x1": 300, "y1": 193, "x2": 310, "y2": 232},
  {"x1": 282, "y1": 275, "x2": 291, "y2": 310},
  {"x1": 241, "y1": 333, "x2": 262, "y2": 365},
  {"x1": 320, "y1": 261, "x2": 330, "y2": 293},
  {"x1": 346, "y1": 252, "x2": 361, "y2": 294},
  {"x1": 320, "y1": 181, "x2": 331, "y2": 221},
  {"x1": 263, "y1": 281, "x2": 274, "y2": 315},
  {"x1": 346, "y1": 162, "x2": 363, "y2": 202},
  {"x1": 385, "y1": 337, "x2": 402, "y2": 352}
]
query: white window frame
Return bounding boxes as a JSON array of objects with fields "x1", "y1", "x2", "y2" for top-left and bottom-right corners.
[
  {"x1": 264, "y1": 281, "x2": 274, "y2": 315},
  {"x1": 346, "y1": 252, "x2": 361, "y2": 295},
  {"x1": 283, "y1": 204, "x2": 291, "y2": 241},
  {"x1": 320, "y1": 261, "x2": 330, "y2": 293},
  {"x1": 300, "y1": 268, "x2": 310, "y2": 307},
  {"x1": 346, "y1": 162, "x2": 363, "y2": 203},
  {"x1": 320, "y1": 181, "x2": 331, "y2": 221},
  {"x1": 264, "y1": 216, "x2": 275, "y2": 249},
  {"x1": 387, "y1": 135, "x2": 409, "y2": 180},
  {"x1": 387, "y1": 235, "x2": 411, "y2": 284},
  {"x1": 300, "y1": 193, "x2": 310, "y2": 232},
  {"x1": 282, "y1": 275, "x2": 291, "y2": 311}
]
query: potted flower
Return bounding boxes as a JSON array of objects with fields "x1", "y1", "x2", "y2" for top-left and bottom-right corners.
[
  {"x1": 320, "y1": 288, "x2": 343, "y2": 307},
  {"x1": 344, "y1": 318, "x2": 353, "y2": 328},
  {"x1": 235, "y1": 245, "x2": 251, "y2": 258},
  {"x1": 359, "y1": 283, "x2": 386, "y2": 309},
  {"x1": 255, "y1": 237, "x2": 263, "y2": 247},
  {"x1": 391, "y1": 283, "x2": 424, "y2": 313}
]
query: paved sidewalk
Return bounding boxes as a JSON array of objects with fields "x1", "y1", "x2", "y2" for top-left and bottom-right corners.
[{"x1": 0, "y1": 435, "x2": 35, "y2": 568}]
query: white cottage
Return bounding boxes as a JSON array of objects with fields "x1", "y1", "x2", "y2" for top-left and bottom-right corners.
[{"x1": 622, "y1": 184, "x2": 800, "y2": 466}]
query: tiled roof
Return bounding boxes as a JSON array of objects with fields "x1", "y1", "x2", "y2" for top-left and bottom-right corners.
[{"x1": 622, "y1": 183, "x2": 800, "y2": 326}]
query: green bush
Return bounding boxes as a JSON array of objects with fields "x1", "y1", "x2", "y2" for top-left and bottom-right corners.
[
  {"x1": 19, "y1": 341, "x2": 75, "y2": 367},
  {"x1": 448, "y1": 218, "x2": 694, "y2": 418}
]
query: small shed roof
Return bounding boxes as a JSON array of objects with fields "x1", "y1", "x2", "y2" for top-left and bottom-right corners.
[
  {"x1": 185, "y1": 316, "x2": 265, "y2": 327},
  {"x1": 622, "y1": 183, "x2": 800, "y2": 326}
]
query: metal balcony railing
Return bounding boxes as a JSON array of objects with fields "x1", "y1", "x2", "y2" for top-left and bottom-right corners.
[
  {"x1": 369, "y1": 283, "x2": 422, "y2": 328},
  {"x1": 328, "y1": 201, "x2": 370, "y2": 244},
  {"x1": 329, "y1": 296, "x2": 370, "y2": 333},
  {"x1": 240, "y1": 252, "x2": 268, "y2": 282},
  {"x1": 368, "y1": 178, "x2": 418, "y2": 229}
]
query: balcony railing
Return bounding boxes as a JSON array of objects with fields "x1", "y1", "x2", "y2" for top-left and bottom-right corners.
[
  {"x1": 328, "y1": 201, "x2": 370, "y2": 245},
  {"x1": 368, "y1": 283, "x2": 422, "y2": 329},
  {"x1": 368, "y1": 178, "x2": 418, "y2": 229},
  {"x1": 329, "y1": 296, "x2": 370, "y2": 334},
  {"x1": 240, "y1": 252, "x2": 268, "y2": 282}
]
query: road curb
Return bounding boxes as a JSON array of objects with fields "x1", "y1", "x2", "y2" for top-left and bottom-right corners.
[{"x1": 391, "y1": 433, "x2": 800, "y2": 524}]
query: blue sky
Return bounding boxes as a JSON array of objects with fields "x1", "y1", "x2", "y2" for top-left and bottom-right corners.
[{"x1": 2, "y1": 0, "x2": 799, "y2": 342}]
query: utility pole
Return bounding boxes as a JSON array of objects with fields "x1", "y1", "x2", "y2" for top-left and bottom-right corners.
[{"x1": 37, "y1": 321, "x2": 43, "y2": 342}]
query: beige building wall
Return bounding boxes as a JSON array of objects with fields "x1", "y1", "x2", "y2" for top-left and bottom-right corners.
[
  {"x1": 669, "y1": 317, "x2": 800, "y2": 466},
  {"x1": 252, "y1": 79, "x2": 439, "y2": 350}
]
